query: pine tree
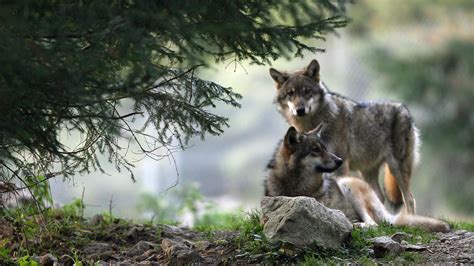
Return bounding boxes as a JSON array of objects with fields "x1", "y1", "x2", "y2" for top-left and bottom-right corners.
[{"x1": 0, "y1": 1, "x2": 349, "y2": 187}]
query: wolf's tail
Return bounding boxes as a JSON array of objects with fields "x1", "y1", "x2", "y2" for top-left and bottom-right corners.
[
  {"x1": 384, "y1": 164, "x2": 403, "y2": 207},
  {"x1": 392, "y1": 211, "x2": 451, "y2": 233}
]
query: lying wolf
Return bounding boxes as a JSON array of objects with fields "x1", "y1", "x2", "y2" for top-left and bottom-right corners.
[
  {"x1": 269, "y1": 59, "x2": 419, "y2": 214},
  {"x1": 264, "y1": 126, "x2": 449, "y2": 232}
]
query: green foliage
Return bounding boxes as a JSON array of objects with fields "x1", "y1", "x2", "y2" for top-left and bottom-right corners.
[
  {"x1": 0, "y1": 1, "x2": 349, "y2": 185},
  {"x1": 137, "y1": 182, "x2": 203, "y2": 224},
  {"x1": 61, "y1": 198, "x2": 85, "y2": 218},
  {"x1": 17, "y1": 255, "x2": 39, "y2": 266},
  {"x1": 194, "y1": 210, "x2": 245, "y2": 233}
]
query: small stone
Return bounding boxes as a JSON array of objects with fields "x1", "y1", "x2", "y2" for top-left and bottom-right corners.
[
  {"x1": 176, "y1": 249, "x2": 203, "y2": 264},
  {"x1": 159, "y1": 224, "x2": 185, "y2": 238},
  {"x1": 39, "y1": 253, "x2": 58, "y2": 266},
  {"x1": 126, "y1": 240, "x2": 157, "y2": 257},
  {"x1": 136, "y1": 249, "x2": 157, "y2": 261},
  {"x1": 89, "y1": 214, "x2": 104, "y2": 226},
  {"x1": 372, "y1": 236, "x2": 405, "y2": 258},
  {"x1": 214, "y1": 239, "x2": 228, "y2": 245},
  {"x1": 83, "y1": 242, "x2": 113, "y2": 255},
  {"x1": 87, "y1": 250, "x2": 115, "y2": 261},
  {"x1": 162, "y1": 238, "x2": 188, "y2": 258},
  {"x1": 235, "y1": 252, "x2": 249, "y2": 259},
  {"x1": 126, "y1": 226, "x2": 141, "y2": 240},
  {"x1": 161, "y1": 238, "x2": 202, "y2": 264},
  {"x1": 194, "y1": 240, "x2": 212, "y2": 251},
  {"x1": 404, "y1": 243, "x2": 427, "y2": 251},
  {"x1": 391, "y1": 232, "x2": 412, "y2": 243}
]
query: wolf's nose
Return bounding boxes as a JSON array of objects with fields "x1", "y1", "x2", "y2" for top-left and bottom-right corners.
[
  {"x1": 296, "y1": 107, "x2": 306, "y2": 116},
  {"x1": 335, "y1": 158, "x2": 343, "y2": 167}
]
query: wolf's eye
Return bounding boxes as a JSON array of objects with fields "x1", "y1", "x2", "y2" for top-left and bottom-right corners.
[
  {"x1": 287, "y1": 91, "x2": 294, "y2": 97},
  {"x1": 304, "y1": 88, "x2": 312, "y2": 95},
  {"x1": 311, "y1": 149, "x2": 320, "y2": 156}
]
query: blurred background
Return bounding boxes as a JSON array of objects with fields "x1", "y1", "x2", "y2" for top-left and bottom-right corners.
[{"x1": 49, "y1": 0, "x2": 473, "y2": 223}]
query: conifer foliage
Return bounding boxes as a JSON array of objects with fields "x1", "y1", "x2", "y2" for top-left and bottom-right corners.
[{"x1": 0, "y1": 1, "x2": 348, "y2": 184}]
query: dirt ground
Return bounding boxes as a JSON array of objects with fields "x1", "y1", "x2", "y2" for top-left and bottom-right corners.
[
  {"x1": 419, "y1": 230, "x2": 473, "y2": 264},
  {"x1": 1, "y1": 215, "x2": 473, "y2": 264}
]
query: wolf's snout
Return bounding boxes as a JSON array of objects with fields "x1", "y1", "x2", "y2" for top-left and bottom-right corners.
[
  {"x1": 296, "y1": 107, "x2": 306, "y2": 116},
  {"x1": 335, "y1": 157, "x2": 343, "y2": 168}
]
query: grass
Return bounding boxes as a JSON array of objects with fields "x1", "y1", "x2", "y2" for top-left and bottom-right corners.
[
  {"x1": 193, "y1": 210, "x2": 248, "y2": 233},
  {"x1": 348, "y1": 221, "x2": 439, "y2": 264},
  {"x1": 351, "y1": 221, "x2": 437, "y2": 248},
  {"x1": 448, "y1": 220, "x2": 474, "y2": 231}
]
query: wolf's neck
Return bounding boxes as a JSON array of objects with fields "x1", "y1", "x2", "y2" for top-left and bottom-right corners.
[
  {"x1": 273, "y1": 158, "x2": 324, "y2": 197},
  {"x1": 289, "y1": 100, "x2": 339, "y2": 132}
]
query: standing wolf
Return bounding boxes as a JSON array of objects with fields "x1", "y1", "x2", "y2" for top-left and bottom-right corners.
[
  {"x1": 264, "y1": 126, "x2": 449, "y2": 232},
  {"x1": 269, "y1": 60, "x2": 419, "y2": 214}
]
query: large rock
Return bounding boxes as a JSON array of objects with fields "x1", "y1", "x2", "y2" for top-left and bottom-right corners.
[{"x1": 261, "y1": 196, "x2": 353, "y2": 249}]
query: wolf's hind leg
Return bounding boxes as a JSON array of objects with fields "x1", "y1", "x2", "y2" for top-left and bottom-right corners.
[
  {"x1": 386, "y1": 159, "x2": 416, "y2": 214},
  {"x1": 389, "y1": 107, "x2": 418, "y2": 214},
  {"x1": 361, "y1": 167, "x2": 384, "y2": 203},
  {"x1": 339, "y1": 178, "x2": 380, "y2": 225}
]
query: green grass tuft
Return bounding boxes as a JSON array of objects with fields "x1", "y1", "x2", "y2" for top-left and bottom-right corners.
[
  {"x1": 448, "y1": 220, "x2": 474, "y2": 231},
  {"x1": 194, "y1": 211, "x2": 247, "y2": 233}
]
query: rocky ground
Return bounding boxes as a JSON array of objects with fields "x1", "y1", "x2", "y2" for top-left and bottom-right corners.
[
  {"x1": 420, "y1": 230, "x2": 473, "y2": 264},
  {"x1": 1, "y1": 213, "x2": 473, "y2": 265}
]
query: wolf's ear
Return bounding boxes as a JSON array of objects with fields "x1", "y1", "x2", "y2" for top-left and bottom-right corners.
[
  {"x1": 284, "y1": 126, "x2": 300, "y2": 151},
  {"x1": 269, "y1": 68, "x2": 288, "y2": 85},
  {"x1": 308, "y1": 123, "x2": 323, "y2": 138},
  {"x1": 304, "y1": 59, "x2": 320, "y2": 82}
]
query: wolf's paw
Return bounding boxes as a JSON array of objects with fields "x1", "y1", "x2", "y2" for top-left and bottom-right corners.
[{"x1": 353, "y1": 221, "x2": 378, "y2": 229}]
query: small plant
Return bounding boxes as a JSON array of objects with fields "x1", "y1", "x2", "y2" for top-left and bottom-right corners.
[
  {"x1": 0, "y1": 240, "x2": 12, "y2": 263},
  {"x1": 62, "y1": 198, "x2": 85, "y2": 218},
  {"x1": 16, "y1": 255, "x2": 39, "y2": 266}
]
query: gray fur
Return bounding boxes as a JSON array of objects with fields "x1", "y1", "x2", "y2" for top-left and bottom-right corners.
[
  {"x1": 264, "y1": 128, "x2": 360, "y2": 222},
  {"x1": 269, "y1": 60, "x2": 419, "y2": 214},
  {"x1": 264, "y1": 127, "x2": 450, "y2": 232}
]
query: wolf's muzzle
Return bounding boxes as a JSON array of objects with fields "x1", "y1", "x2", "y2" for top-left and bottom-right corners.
[
  {"x1": 315, "y1": 157, "x2": 343, "y2": 173},
  {"x1": 296, "y1": 107, "x2": 306, "y2": 116}
]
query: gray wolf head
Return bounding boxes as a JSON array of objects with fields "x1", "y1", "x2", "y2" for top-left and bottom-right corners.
[
  {"x1": 269, "y1": 59, "x2": 327, "y2": 117},
  {"x1": 283, "y1": 124, "x2": 342, "y2": 173}
]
